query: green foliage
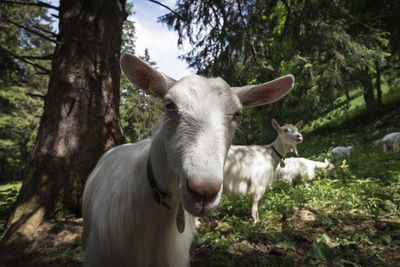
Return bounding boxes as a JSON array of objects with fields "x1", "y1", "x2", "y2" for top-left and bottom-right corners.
[
  {"x1": 302, "y1": 80, "x2": 400, "y2": 135},
  {"x1": 161, "y1": 0, "x2": 399, "y2": 142},
  {"x1": 120, "y1": 69, "x2": 164, "y2": 143},
  {"x1": 0, "y1": 86, "x2": 43, "y2": 181},
  {"x1": 0, "y1": 1, "x2": 54, "y2": 182},
  {"x1": 0, "y1": 1, "x2": 54, "y2": 87},
  {"x1": 121, "y1": 3, "x2": 136, "y2": 55},
  {"x1": 192, "y1": 103, "x2": 400, "y2": 266},
  {"x1": 0, "y1": 183, "x2": 21, "y2": 239},
  {"x1": 119, "y1": 5, "x2": 164, "y2": 143}
]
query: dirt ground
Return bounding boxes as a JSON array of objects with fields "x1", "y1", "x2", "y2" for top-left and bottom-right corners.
[
  {"x1": 0, "y1": 218, "x2": 83, "y2": 267},
  {"x1": 1, "y1": 215, "x2": 400, "y2": 266}
]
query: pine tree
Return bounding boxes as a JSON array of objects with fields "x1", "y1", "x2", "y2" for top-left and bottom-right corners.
[
  {"x1": 3, "y1": 0, "x2": 126, "y2": 243},
  {"x1": 0, "y1": 1, "x2": 54, "y2": 181}
]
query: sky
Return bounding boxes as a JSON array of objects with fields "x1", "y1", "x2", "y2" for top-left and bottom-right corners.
[
  {"x1": 47, "y1": 0, "x2": 193, "y2": 79},
  {"x1": 131, "y1": 1, "x2": 193, "y2": 79}
]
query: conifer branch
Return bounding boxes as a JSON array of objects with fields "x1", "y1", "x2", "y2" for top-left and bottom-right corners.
[
  {"x1": 22, "y1": 54, "x2": 53, "y2": 60},
  {"x1": 5, "y1": 18, "x2": 61, "y2": 45},
  {"x1": 0, "y1": 0, "x2": 59, "y2": 11},
  {"x1": 31, "y1": 24, "x2": 58, "y2": 37},
  {"x1": 235, "y1": 0, "x2": 275, "y2": 72},
  {"x1": 147, "y1": 0, "x2": 188, "y2": 22},
  {"x1": 1, "y1": 46, "x2": 51, "y2": 74},
  {"x1": 26, "y1": 92, "x2": 46, "y2": 99}
]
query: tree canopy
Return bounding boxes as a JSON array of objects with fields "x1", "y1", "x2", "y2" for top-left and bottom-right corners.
[
  {"x1": 160, "y1": 0, "x2": 399, "y2": 143},
  {"x1": 0, "y1": 0, "x2": 54, "y2": 182}
]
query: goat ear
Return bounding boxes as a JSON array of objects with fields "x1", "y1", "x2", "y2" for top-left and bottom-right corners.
[
  {"x1": 121, "y1": 53, "x2": 176, "y2": 97},
  {"x1": 295, "y1": 120, "x2": 303, "y2": 129},
  {"x1": 233, "y1": 74, "x2": 294, "y2": 107},
  {"x1": 271, "y1": 118, "x2": 280, "y2": 130}
]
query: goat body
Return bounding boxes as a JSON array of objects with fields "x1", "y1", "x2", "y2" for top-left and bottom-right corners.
[
  {"x1": 276, "y1": 157, "x2": 336, "y2": 184},
  {"x1": 331, "y1": 145, "x2": 353, "y2": 160},
  {"x1": 82, "y1": 54, "x2": 295, "y2": 266},
  {"x1": 82, "y1": 141, "x2": 196, "y2": 266},
  {"x1": 223, "y1": 119, "x2": 303, "y2": 222},
  {"x1": 376, "y1": 132, "x2": 400, "y2": 152}
]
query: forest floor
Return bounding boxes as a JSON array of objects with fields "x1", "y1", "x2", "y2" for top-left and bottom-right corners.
[
  {"x1": 0, "y1": 218, "x2": 82, "y2": 267},
  {"x1": 1, "y1": 103, "x2": 400, "y2": 266}
]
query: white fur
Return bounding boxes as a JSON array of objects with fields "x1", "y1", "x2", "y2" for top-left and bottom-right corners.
[
  {"x1": 82, "y1": 54, "x2": 295, "y2": 266},
  {"x1": 223, "y1": 119, "x2": 303, "y2": 222},
  {"x1": 331, "y1": 145, "x2": 353, "y2": 160},
  {"x1": 395, "y1": 135, "x2": 400, "y2": 152},
  {"x1": 376, "y1": 132, "x2": 400, "y2": 152},
  {"x1": 276, "y1": 157, "x2": 336, "y2": 184}
]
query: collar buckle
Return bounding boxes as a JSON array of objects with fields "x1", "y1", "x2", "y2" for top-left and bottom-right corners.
[
  {"x1": 271, "y1": 145, "x2": 286, "y2": 168},
  {"x1": 148, "y1": 157, "x2": 171, "y2": 209}
]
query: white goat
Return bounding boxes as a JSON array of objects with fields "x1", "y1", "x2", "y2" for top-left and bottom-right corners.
[
  {"x1": 396, "y1": 135, "x2": 400, "y2": 152},
  {"x1": 223, "y1": 119, "x2": 303, "y2": 222},
  {"x1": 375, "y1": 132, "x2": 400, "y2": 152},
  {"x1": 330, "y1": 145, "x2": 353, "y2": 160},
  {"x1": 276, "y1": 157, "x2": 336, "y2": 184},
  {"x1": 82, "y1": 53, "x2": 295, "y2": 267}
]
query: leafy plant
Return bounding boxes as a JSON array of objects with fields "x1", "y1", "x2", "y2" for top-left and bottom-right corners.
[{"x1": 0, "y1": 183, "x2": 21, "y2": 239}]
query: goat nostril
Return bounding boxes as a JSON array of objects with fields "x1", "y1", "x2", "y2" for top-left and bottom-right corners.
[{"x1": 187, "y1": 178, "x2": 221, "y2": 201}]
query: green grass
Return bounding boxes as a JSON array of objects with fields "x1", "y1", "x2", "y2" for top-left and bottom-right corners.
[
  {"x1": 0, "y1": 183, "x2": 21, "y2": 239},
  {"x1": 193, "y1": 147, "x2": 400, "y2": 266},
  {"x1": 192, "y1": 88, "x2": 400, "y2": 266},
  {"x1": 302, "y1": 84, "x2": 400, "y2": 135}
]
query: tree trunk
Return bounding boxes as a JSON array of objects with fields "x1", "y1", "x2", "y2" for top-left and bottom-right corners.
[
  {"x1": 359, "y1": 68, "x2": 376, "y2": 115},
  {"x1": 3, "y1": 0, "x2": 126, "y2": 243},
  {"x1": 344, "y1": 87, "x2": 350, "y2": 101},
  {"x1": 375, "y1": 60, "x2": 382, "y2": 105}
]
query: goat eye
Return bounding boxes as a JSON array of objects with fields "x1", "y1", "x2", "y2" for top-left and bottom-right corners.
[
  {"x1": 283, "y1": 128, "x2": 289, "y2": 132},
  {"x1": 164, "y1": 101, "x2": 177, "y2": 112},
  {"x1": 232, "y1": 111, "x2": 242, "y2": 121}
]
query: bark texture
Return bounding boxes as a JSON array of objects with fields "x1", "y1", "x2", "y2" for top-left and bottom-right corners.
[
  {"x1": 375, "y1": 61, "x2": 382, "y2": 105},
  {"x1": 357, "y1": 67, "x2": 377, "y2": 115},
  {"x1": 3, "y1": 0, "x2": 126, "y2": 242}
]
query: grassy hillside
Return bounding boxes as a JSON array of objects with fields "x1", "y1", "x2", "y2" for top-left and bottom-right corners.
[
  {"x1": 302, "y1": 82, "x2": 400, "y2": 137},
  {"x1": 0, "y1": 89, "x2": 399, "y2": 266},
  {"x1": 192, "y1": 92, "x2": 400, "y2": 266}
]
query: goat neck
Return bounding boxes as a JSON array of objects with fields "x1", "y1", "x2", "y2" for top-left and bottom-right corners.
[
  {"x1": 314, "y1": 161, "x2": 329, "y2": 169},
  {"x1": 270, "y1": 136, "x2": 292, "y2": 169},
  {"x1": 149, "y1": 128, "x2": 178, "y2": 198}
]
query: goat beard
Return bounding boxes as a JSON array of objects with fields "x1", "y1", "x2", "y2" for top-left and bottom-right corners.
[{"x1": 290, "y1": 145, "x2": 298, "y2": 155}]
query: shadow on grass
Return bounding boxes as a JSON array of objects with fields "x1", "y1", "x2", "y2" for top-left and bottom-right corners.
[{"x1": 191, "y1": 212, "x2": 400, "y2": 267}]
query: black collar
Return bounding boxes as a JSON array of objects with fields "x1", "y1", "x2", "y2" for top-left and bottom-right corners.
[
  {"x1": 271, "y1": 145, "x2": 284, "y2": 160},
  {"x1": 147, "y1": 157, "x2": 171, "y2": 209}
]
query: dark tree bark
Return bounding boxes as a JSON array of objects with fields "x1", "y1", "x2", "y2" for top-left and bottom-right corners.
[
  {"x1": 375, "y1": 60, "x2": 382, "y2": 105},
  {"x1": 344, "y1": 87, "x2": 351, "y2": 101},
  {"x1": 3, "y1": 0, "x2": 126, "y2": 242},
  {"x1": 358, "y1": 67, "x2": 377, "y2": 115}
]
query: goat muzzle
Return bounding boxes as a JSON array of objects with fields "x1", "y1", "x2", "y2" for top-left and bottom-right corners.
[{"x1": 187, "y1": 177, "x2": 221, "y2": 205}]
